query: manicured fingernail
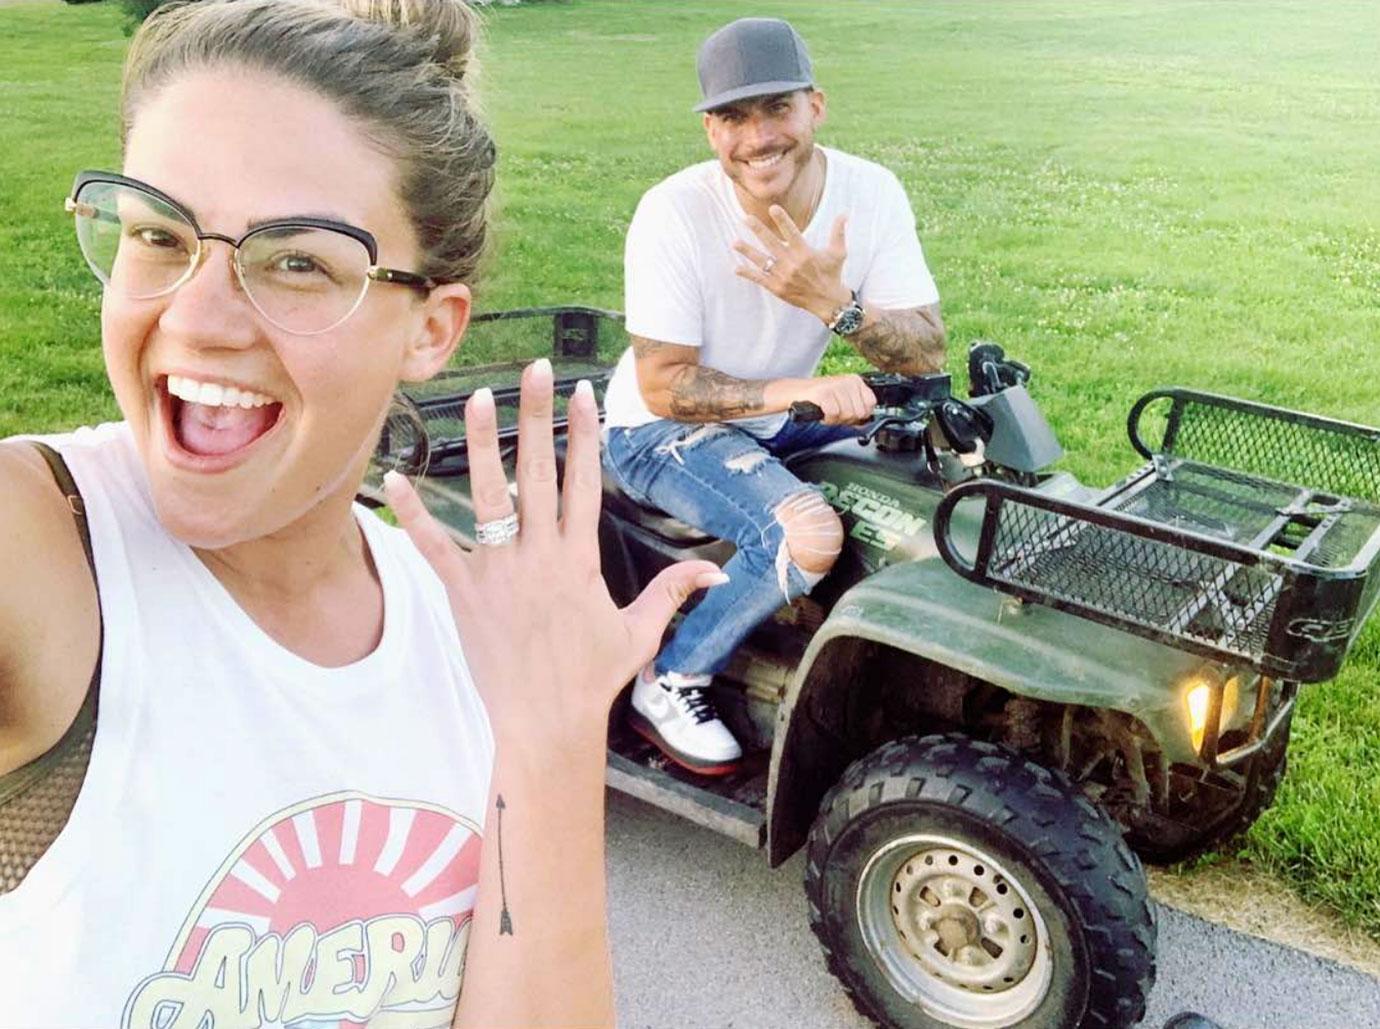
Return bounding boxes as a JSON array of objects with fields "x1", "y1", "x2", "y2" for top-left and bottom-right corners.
[
  {"x1": 575, "y1": 378, "x2": 593, "y2": 401},
  {"x1": 532, "y1": 357, "x2": 552, "y2": 379},
  {"x1": 697, "y1": 572, "x2": 731, "y2": 588},
  {"x1": 469, "y1": 386, "x2": 494, "y2": 411},
  {"x1": 382, "y1": 469, "x2": 405, "y2": 492}
]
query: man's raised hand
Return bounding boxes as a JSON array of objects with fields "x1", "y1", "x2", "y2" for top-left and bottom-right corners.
[{"x1": 733, "y1": 206, "x2": 852, "y2": 324}]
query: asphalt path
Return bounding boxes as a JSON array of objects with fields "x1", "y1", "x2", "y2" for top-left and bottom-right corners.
[{"x1": 606, "y1": 791, "x2": 1380, "y2": 1029}]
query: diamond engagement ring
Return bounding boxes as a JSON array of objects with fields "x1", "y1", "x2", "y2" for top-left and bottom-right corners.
[
  {"x1": 474, "y1": 512, "x2": 519, "y2": 547},
  {"x1": 762, "y1": 257, "x2": 777, "y2": 275}
]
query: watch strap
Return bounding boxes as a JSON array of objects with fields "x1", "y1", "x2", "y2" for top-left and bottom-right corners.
[{"x1": 828, "y1": 290, "x2": 864, "y2": 336}]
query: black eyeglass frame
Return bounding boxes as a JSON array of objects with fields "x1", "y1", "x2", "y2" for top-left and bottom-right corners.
[{"x1": 64, "y1": 170, "x2": 437, "y2": 331}]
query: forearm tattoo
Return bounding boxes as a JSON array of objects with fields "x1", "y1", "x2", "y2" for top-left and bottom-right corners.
[
  {"x1": 667, "y1": 366, "x2": 767, "y2": 420},
  {"x1": 851, "y1": 305, "x2": 946, "y2": 375},
  {"x1": 632, "y1": 336, "x2": 767, "y2": 420}
]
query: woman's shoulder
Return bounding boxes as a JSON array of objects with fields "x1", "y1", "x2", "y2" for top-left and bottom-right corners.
[
  {"x1": 0, "y1": 422, "x2": 138, "y2": 550},
  {"x1": 0, "y1": 435, "x2": 85, "y2": 534},
  {"x1": 0, "y1": 435, "x2": 102, "y2": 776}
]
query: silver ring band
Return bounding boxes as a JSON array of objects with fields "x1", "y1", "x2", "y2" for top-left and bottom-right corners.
[
  {"x1": 762, "y1": 257, "x2": 777, "y2": 275},
  {"x1": 474, "y1": 512, "x2": 519, "y2": 547}
]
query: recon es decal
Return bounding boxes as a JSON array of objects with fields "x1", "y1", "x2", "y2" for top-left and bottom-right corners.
[{"x1": 818, "y1": 482, "x2": 925, "y2": 553}]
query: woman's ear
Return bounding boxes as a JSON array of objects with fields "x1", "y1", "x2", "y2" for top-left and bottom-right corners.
[{"x1": 399, "y1": 281, "x2": 472, "y2": 383}]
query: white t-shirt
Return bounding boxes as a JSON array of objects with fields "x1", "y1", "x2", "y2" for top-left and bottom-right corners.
[
  {"x1": 603, "y1": 145, "x2": 940, "y2": 437},
  {"x1": 0, "y1": 423, "x2": 494, "y2": 1029}
]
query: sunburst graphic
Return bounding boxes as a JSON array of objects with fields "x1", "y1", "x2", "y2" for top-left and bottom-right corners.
[{"x1": 124, "y1": 792, "x2": 482, "y2": 1029}]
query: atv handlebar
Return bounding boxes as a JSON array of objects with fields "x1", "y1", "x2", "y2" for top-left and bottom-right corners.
[
  {"x1": 787, "y1": 400, "x2": 828, "y2": 423},
  {"x1": 786, "y1": 371, "x2": 993, "y2": 459},
  {"x1": 787, "y1": 372, "x2": 954, "y2": 425}
]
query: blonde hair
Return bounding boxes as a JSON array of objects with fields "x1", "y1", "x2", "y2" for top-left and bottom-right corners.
[{"x1": 121, "y1": 0, "x2": 495, "y2": 285}]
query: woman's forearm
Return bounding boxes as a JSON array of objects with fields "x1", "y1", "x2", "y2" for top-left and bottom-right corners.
[
  {"x1": 453, "y1": 731, "x2": 614, "y2": 1028},
  {"x1": 386, "y1": 368, "x2": 724, "y2": 1029}
]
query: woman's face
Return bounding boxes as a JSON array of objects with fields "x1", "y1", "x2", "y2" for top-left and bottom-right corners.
[{"x1": 110, "y1": 66, "x2": 465, "y2": 548}]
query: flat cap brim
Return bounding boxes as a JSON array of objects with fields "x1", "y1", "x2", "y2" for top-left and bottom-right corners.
[{"x1": 693, "y1": 78, "x2": 814, "y2": 113}]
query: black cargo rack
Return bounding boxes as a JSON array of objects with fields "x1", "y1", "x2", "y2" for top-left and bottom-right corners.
[
  {"x1": 934, "y1": 388, "x2": 1380, "y2": 682},
  {"x1": 374, "y1": 306, "x2": 623, "y2": 477}
]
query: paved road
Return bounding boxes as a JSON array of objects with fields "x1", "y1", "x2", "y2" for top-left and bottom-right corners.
[{"x1": 606, "y1": 792, "x2": 1380, "y2": 1029}]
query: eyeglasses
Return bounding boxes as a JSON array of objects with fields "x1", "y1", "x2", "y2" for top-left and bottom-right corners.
[{"x1": 64, "y1": 171, "x2": 436, "y2": 336}]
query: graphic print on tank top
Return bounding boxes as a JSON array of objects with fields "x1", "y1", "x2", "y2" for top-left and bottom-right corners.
[{"x1": 122, "y1": 792, "x2": 482, "y2": 1029}]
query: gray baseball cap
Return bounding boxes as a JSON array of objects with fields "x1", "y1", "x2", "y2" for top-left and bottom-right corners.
[{"x1": 693, "y1": 18, "x2": 814, "y2": 113}]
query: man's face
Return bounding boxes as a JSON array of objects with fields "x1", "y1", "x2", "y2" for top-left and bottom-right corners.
[{"x1": 703, "y1": 90, "x2": 826, "y2": 207}]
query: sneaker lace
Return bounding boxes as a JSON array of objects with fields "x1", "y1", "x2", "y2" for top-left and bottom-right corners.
[{"x1": 672, "y1": 686, "x2": 718, "y2": 726}]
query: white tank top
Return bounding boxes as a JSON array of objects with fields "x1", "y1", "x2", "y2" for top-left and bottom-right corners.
[{"x1": 0, "y1": 423, "x2": 494, "y2": 1029}]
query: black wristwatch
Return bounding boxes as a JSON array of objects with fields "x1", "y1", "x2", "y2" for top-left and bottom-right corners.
[{"x1": 827, "y1": 290, "x2": 865, "y2": 337}]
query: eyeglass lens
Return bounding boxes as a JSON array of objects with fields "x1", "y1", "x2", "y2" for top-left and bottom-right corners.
[{"x1": 72, "y1": 180, "x2": 373, "y2": 334}]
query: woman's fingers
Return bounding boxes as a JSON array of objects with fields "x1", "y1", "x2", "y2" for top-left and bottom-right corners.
[
  {"x1": 384, "y1": 471, "x2": 471, "y2": 592},
  {"x1": 621, "y1": 561, "x2": 729, "y2": 665},
  {"x1": 464, "y1": 386, "x2": 515, "y2": 530},
  {"x1": 515, "y1": 358, "x2": 559, "y2": 544},
  {"x1": 560, "y1": 379, "x2": 603, "y2": 548}
]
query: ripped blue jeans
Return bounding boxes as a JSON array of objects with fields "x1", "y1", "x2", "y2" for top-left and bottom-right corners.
[{"x1": 604, "y1": 417, "x2": 860, "y2": 678}]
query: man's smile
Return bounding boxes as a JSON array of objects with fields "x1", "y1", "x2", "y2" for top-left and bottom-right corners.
[{"x1": 745, "y1": 151, "x2": 788, "y2": 170}]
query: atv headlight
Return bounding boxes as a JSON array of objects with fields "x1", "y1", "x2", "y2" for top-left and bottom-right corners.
[{"x1": 1184, "y1": 669, "x2": 1240, "y2": 752}]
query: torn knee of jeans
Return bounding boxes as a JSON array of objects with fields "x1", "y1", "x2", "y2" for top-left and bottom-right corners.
[
  {"x1": 776, "y1": 493, "x2": 844, "y2": 559},
  {"x1": 724, "y1": 449, "x2": 770, "y2": 474},
  {"x1": 772, "y1": 534, "x2": 832, "y2": 601},
  {"x1": 772, "y1": 490, "x2": 844, "y2": 597}
]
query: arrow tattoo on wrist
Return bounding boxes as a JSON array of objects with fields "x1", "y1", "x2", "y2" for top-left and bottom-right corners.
[{"x1": 496, "y1": 794, "x2": 514, "y2": 935}]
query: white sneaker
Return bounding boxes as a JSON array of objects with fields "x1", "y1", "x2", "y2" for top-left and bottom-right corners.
[{"x1": 628, "y1": 665, "x2": 743, "y2": 775}]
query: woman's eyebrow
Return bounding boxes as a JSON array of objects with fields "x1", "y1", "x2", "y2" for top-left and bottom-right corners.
[{"x1": 244, "y1": 211, "x2": 353, "y2": 230}]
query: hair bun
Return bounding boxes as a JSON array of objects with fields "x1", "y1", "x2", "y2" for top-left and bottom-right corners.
[{"x1": 338, "y1": 0, "x2": 477, "y2": 78}]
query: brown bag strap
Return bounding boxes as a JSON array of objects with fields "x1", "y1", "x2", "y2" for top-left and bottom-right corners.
[{"x1": 30, "y1": 442, "x2": 97, "y2": 575}]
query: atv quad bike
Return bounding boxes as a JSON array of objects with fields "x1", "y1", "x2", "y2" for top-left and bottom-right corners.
[{"x1": 367, "y1": 307, "x2": 1380, "y2": 1029}]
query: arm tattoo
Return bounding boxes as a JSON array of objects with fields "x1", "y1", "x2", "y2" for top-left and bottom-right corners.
[
  {"x1": 631, "y1": 337, "x2": 677, "y2": 359},
  {"x1": 850, "y1": 304, "x2": 946, "y2": 375},
  {"x1": 666, "y1": 366, "x2": 767, "y2": 420},
  {"x1": 495, "y1": 794, "x2": 513, "y2": 935},
  {"x1": 632, "y1": 336, "x2": 767, "y2": 420}
]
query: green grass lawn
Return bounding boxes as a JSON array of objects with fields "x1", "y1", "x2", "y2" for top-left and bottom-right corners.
[{"x1": 3, "y1": 0, "x2": 1379, "y2": 936}]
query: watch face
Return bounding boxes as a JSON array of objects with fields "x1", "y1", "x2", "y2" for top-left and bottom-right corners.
[{"x1": 833, "y1": 302, "x2": 865, "y2": 336}]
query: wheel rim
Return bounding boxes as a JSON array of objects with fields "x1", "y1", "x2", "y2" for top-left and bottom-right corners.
[{"x1": 856, "y1": 833, "x2": 1054, "y2": 1028}]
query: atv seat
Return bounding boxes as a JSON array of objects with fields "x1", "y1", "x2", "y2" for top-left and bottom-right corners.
[{"x1": 600, "y1": 467, "x2": 714, "y2": 545}]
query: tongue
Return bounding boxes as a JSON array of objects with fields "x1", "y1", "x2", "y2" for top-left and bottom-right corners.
[{"x1": 177, "y1": 401, "x2": 279, "y2": 457}]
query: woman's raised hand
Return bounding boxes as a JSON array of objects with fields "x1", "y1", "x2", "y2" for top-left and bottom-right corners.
[{"x1": 383, "y1": 358, "x2": 726, "y2": 750}]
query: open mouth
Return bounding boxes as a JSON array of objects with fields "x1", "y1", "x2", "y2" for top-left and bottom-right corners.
[{"x1": 160, "y1": 373, "x2": 284, "y2": 465}]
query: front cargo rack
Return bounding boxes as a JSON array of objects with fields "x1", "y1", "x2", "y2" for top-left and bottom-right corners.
[{"x1": 934, "y1": 388, "x2": 1380, "y2": 682}]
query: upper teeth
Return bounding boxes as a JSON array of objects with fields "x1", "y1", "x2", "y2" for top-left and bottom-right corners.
[
  {"x1": 167, "y1": 374, "x2": 276, "y2": 409},
  {"x1": 748, "y1": 153, "x2": 784, "y2": 169}
]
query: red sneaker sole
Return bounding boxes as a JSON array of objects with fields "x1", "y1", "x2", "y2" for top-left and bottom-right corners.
[{"x1": 627, "y1": 713, "x2": 742, "y2": 777}]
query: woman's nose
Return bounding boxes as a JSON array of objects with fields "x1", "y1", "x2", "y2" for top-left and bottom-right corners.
[{"x1": 156, "y1": 240, "x2": 261, "y2": 350}]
